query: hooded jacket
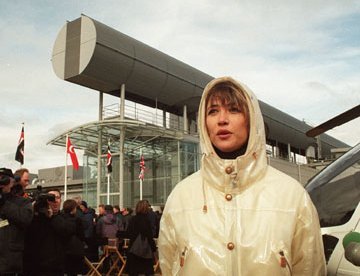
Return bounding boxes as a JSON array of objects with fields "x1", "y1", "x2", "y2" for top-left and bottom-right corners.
[
  {"x1": 96, "y1": 212, "x2": 121, "y2": 239},
  {"x1": 158, "y1": 77, "x2": 326, "y2": 276}
]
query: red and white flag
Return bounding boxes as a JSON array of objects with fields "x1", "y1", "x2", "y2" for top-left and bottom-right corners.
[
  {"x1": 139, "y1": 155, "x2": 145, "y2": 181},
  {"x1": 67, "y1": 136, "x2": 79, "y2": 170},
  {"x1": 107, "y1": 145, "x2": 112, "y2": 174}
]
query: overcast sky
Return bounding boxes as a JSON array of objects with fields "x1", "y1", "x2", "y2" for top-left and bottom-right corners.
[{"x1": 1, "y1": 0, "x2": 359, "y2": 174}]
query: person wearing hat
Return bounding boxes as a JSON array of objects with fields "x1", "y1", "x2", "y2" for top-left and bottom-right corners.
[{"x1": 0, "y1": 167, "x2": 33, "y2": 274}]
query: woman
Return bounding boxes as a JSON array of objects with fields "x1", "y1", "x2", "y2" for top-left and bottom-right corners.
[
  {"x1": 126, "y1": 200, "x2": 157, "y2": 276},
  {"x1": 158, "y1": 77, "x2": 326, "y2": 275}
]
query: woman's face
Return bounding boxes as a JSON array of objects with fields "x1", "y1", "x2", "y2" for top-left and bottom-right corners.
[{"x1": 205, "y1": 97, "x2": 249, "y2": 153}]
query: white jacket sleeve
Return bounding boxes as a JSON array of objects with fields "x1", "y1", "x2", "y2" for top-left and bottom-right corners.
[
  {"x1": 158, "y1": 211, "x2": 178, "y2": 276},
  {"x1": 291, "y1": 191, "x2": 326, "y2": 276}
]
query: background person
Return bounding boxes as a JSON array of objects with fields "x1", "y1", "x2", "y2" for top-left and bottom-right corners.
[
  {"x1": 23, "y1": 188, "x2": 75, "y2": 276},
  {"x1": 14, "y1": 168, "x2": 30, "y2": 190},
  {"x1": 96, "y1": 204, "x2": 122, "y2": 243},
  {"x1": 126, "y1": 200, "x2": 157, "y2": 276},
  {"x1": 0, "y1": 168, "x2": 33, "y2": 274},
  {"x1": 121, "y1": 207, "x2": 133, "y2": 232},
  {"x1": 79, "y1": 200, "x2": 98, "y2": 261},
  {"x1": 62, "y1": 199, "x2": 86, "y2": 276},
  {"x1": 158, "y1": 77, "x2": 326, "y2": 275},
  {"x1": 14, "y1": 168, "x2": 30, "y2": 197}
]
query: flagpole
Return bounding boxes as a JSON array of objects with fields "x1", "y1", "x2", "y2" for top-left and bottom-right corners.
[
  {"x1": 140, "y1": 148, "x2": 143, "y2": 200},
  {"x1": 20, "y1": 122, "x2": 24, "y2": 169},
  {"x1": 106, "y1": 139, "x2": 111, "y2": 204},
  {"x1": 64, "y1": 134, "x2": 68, "y2": 201},
  {"x1": 107, "y1": 173, "x2": 110, "y2": 204}
]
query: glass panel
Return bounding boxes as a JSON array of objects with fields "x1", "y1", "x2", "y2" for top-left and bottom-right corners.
[
  {"x1": 83, "y1": 137, "x2": 200, "y2": 208},
  {"x1": 310, "y1": 162, "x2": 360, "y2": 227}
]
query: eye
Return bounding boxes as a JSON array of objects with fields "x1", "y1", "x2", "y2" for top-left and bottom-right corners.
[
  {"x1": 229, "y1": 106, "x2": 241, "y2": 113},
  {"x1": 207, "y1": 108, "x2": 218, "y2": 115}
]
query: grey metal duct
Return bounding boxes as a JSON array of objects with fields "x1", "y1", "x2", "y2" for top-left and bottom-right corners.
[{"x1": 52, "y1": 15, "x2": 212, "y2": 117}]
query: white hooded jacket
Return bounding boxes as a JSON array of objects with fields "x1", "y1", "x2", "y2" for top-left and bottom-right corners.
[{"x1": 158, "y1": 77, "x2": 326, "y2": 276}]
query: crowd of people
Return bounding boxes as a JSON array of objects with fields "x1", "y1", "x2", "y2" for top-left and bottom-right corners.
[{"x1": 0, "y1": 167, "x2": 162, "y2": 275}]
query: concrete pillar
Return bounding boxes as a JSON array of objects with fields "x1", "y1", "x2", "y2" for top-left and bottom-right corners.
[
  {"x1": 119, "y1": 84, "x2": 125, "y2": 208},
  {"x1": 183, "y1": 105, "x2": 188, "y2": 134},
  {"x1": 97, "y1": 92, "x2": 103, "y2": 208}
]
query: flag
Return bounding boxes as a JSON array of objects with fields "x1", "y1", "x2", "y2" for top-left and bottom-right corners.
[
  {"x1": 139, "y1": 155, "x2": 145, "y2": 181},
  {"x1": 67, "y1": 136, "x2": 79, "y2": 170},
  {"x1": 106, "y1": 145, "x2": 112, "y2": 174},
  {"x1": 15, "y1": 126, "x2": 24, "y2": 165}
]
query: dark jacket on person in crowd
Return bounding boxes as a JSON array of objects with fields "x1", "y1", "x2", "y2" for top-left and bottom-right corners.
[
  {"x1": 81, "y1": 206, "x2": 96, "y2": 239},
  {"x1": 96, "y1": 211, "x2": 122, "y2": 241},
  {"x1": 126, "y1": 213, "x2": 157, "y2": 275},
  {"x1": 23, "y1": 212, "x2": 76, "y2": 275},
  {"x1": 63, "y1": 212, "x2": 86, "y2": 275},
  {"x1": 121, "y1": 208, "x2": 132, "y2": 232},
  {"x1": 0, "y1": 194, "x2": 33, "y2": 274}
]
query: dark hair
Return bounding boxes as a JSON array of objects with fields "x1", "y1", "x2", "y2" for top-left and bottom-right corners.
[
  {"x1": 63, "y1": 199, "x2": 77, "y2": 214},
  {"x1": 105, "y1": 204, "x2": 113, "y2": 213},
  {"x1": 14, "y1": 168, "x2": 29, "y2": 178},
  {"x1": 80, "y1": 201, "x2": 88, "y2": 209},
  {"x1": 47, "y1": 188, "x2": 61, "y2": 197},
  {"x1": 206, "y1": 81, "x2": 250, "y2": 129},
  {"x1": 135, "y1": 200, "x2": 149, "y2": 215}
]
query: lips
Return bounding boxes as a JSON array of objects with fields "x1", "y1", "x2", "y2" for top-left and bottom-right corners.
[{"x1": 217, "y1": 130, "x2": 232, "y2": 139}]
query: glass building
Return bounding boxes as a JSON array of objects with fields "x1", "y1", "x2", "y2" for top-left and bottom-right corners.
[{"x1": 49, "y1": 100, "x2": 200, "y2": 208}]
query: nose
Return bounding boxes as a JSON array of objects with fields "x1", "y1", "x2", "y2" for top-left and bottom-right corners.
[{"x1": 218, "y1": 109, "x2": 229, "y2": 125}]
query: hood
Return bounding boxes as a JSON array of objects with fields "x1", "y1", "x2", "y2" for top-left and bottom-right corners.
[
  {"x1": 198, "y1": 76, "x2": 267, "y2": 194},
  {"x1": 103, "y1": 213, "x2": 116, "y2": 224}
]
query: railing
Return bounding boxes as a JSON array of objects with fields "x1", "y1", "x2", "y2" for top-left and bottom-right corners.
[{"x1": 103, "y1": 102, "x2": 195, "y2": 133}]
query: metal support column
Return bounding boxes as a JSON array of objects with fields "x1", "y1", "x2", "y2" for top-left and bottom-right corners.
[
  {"x1": 177, "y1": 140, "x2": 181, "y2": 183},
  {"x1": 97, "y1": 92, "x2": 103, "y2": 208},
  {"x1": 183, "y1": 105, "x2": 188, "y2": 134},
  {"x1": 287, "y1": 143, "x2": 292, "y2": 162},
  {"x1": 316, "y1": 136, "x2": 322, "y2": 159},
  {"x1": 163, "y1": 110, "x2": 166, "y2": 128},
  {"x1": 119, "y1": 84, "x2": 126, "y2": 208}
]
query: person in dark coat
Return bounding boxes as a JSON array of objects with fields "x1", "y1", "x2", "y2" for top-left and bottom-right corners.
[
  {"x1": 126, "y1": 200, "x2": 157, "y2": 276},
  {"x1": 121, "y1": 207, "x2": 133, "y2": 232},
  {"x1": 79, "y1": 200, "x2": 98, "y2": 261},
  {"x1": 23, "y1": 189, "x2": 76, "y2": 276},
  {"x1": 0, "y1": 168, "x2": 33, "y2": 274},
  {"x1": 62, "y1": 199, "x2": 86, "y2": 276},
  {"x1": 146, "y1": 201, "x2": 157, "y2": 238}
]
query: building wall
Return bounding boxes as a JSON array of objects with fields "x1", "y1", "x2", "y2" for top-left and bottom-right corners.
[{"x1": 268, "y1": 156, "x2": 319, "y2": 185}]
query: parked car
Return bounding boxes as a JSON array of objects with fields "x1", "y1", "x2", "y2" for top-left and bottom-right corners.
[{"x1": 305, "y1": 143, "x2": 360, "y2": 275}]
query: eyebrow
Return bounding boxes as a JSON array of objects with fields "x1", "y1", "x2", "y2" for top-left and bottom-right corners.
[{"x1": 207, "y1": 103, "x2": 220, "y2": 108}]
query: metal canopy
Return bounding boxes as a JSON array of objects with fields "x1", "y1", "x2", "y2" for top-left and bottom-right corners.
[{"x1": 47, "y1": 118, "x2": 186, "y2": 157}]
